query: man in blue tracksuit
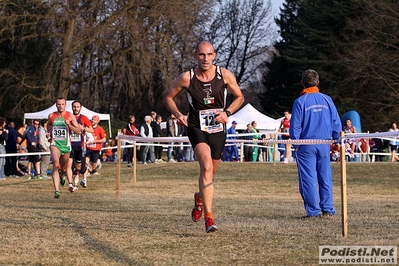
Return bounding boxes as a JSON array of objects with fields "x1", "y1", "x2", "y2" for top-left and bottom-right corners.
[
  {"x1": 225, "y1": 121, "x2": 239, "y2": 162},
  {"x1": 289, "y1": 69, "x2": 342, "y2": 218}
]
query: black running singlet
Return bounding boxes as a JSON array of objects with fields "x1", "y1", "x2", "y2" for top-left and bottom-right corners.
[{"x1": 186, "y1": 66, "x2": 227, "y2": 131}]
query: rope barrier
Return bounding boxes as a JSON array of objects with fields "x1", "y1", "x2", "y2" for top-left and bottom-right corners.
[
  {"x1": 1, "y1": 130, "x2": 399, "y2": 158},
  {"x1": 116, "y1": 130, "x2": 399, "y2": 145}
]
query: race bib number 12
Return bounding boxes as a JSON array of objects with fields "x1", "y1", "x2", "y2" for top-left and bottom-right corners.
[{"x1": 199, "y1": 108, "x2": 224, "y2": 133}]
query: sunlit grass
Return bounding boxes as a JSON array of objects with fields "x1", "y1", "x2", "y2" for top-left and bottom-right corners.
[{"x1": 0, "y1": 161, "x2": 398, "y2": 265}]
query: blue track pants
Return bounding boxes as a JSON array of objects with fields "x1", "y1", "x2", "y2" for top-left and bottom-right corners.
[{"x1": 296, "y1": 144, "x2": 335, "y2": 216}]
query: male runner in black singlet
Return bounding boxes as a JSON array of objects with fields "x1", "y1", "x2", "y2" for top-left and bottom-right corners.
[{"x1": 164, "y1": 41, "x2": 244, "y2": 233}]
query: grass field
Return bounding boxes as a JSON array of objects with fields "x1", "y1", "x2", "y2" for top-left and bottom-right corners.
[{"x1": 1, "y1": 161, "x2": 398, "y2": 265}]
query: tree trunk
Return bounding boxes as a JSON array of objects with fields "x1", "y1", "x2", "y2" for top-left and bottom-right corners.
[{"x1": 59, "y1": 18, "x2": 76, "y2": 98}]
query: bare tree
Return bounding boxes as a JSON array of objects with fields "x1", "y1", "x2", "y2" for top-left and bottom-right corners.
[
  {"x1": 0, "y1": 0, "x2": 57, "y2": 115},
  {"x1": 207, "y1": 0, "x2": 277, "y2": 87},
  {"x1": 340, "y1": 0, "x2": 399, "y2": 130},
  {"x1": 0, "y1": 0, "x2": 215, "y2": 121}
]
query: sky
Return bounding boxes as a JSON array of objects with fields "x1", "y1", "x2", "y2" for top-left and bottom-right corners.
[
  {"x1": 270, "y1": 0, "x2": 285, "y2": 40},
  {"x1": 271, "y1": 0, "x2": 284, "y2": 15}
]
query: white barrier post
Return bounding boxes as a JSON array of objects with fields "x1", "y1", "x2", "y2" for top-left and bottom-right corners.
[
  {"x1": 116, "y1": 130, "x2": 121, "y2": 191},
  {"x1": 340, "y1": 131, "x2": 348, "y2": 238},
  {"x1": 132, "y1": 143, "x2": 137, "y2": 183},
  {"x1": 273, "y1": 133, "x2": 278, "y2": 165},
  {"x1": 366, "y1": 131, "x2": 370, "y2": 162}
]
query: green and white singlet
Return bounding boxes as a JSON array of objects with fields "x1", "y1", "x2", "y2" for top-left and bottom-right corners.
[{"x1": 50, "y1": 112, "x2": 72, "y2": 155}]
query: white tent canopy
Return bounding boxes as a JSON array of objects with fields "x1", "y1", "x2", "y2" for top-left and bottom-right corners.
[
  {"x1": 228, "y1": 103, "x2": 281, "y2": 131},
  {"x1": 24, "y1": 100, "x2": 112, "y2": 137}
]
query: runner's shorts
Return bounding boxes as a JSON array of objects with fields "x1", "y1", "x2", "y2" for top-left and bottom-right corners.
[
  {"x1": 70, "y1": 145, "x2": 83, "y2": 163},
  {"x1": 187, "y1": 127, "x2": 226, "y2": 160},
  {"x1": 85, "y1": 149, "x2": 100, "y2": 163}
]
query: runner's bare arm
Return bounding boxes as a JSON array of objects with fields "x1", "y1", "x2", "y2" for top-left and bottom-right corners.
[
  {"x1": 68, "y1": 113, "x2": 83, "y2": 135},
  {"x1": 47, "y1": 114, "x2": 53, "y2": 137},
  {"x1": 82, "y1": 117, "x2": 94, "y2": 133},
  {"x1": 164, "y1": 71, "x2": 190, "y2": 127},
  {"x1": 84, "y1": 125, "x2": 94, "y2": 133},
  {"x1": 214, "y1": 68, "x2": 244, "y2": 124}
]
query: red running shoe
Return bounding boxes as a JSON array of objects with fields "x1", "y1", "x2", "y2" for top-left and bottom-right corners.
[
  {"x1": 191, "y1": 192, "x2": 203, "y2": 222},
  {"x1": 205, "y1": 216, "x2": 218, "y2": 233}
]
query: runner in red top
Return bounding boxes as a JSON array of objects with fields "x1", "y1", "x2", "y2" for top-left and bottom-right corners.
[
  {"x1": 279, "y1": 110, "x2": 291, "y2": 163},
  {"x1": 80, "y1": 115, "x2": 106, "y2": 188}
]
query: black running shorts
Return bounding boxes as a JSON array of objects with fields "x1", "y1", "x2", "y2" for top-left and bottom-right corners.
[
  {"x1": 27, "y1": 145, "x2": 40, "y2": 163},
  {"x1": 187, "y1": 127, "x2": 226, "y2": 160},
  {"x1": 69, "y1": 145, "x2": 83, "y2": 163},
  {"x1": 85, "y1": 149, "x2": 100, "y2": 163}
]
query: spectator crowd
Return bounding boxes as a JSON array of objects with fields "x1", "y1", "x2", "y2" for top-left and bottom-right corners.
[{"x1": 0, "y1": 112, "x2": 397, "y2": 181}]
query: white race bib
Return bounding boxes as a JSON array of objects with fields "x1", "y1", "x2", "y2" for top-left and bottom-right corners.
[
  {"x1": 70, "y1": 131, "x2": 81, "y2": 142},
  {"x1": 52, "y1": 126, "x2": 67, "y2": 140},
  {"x1": 199, "y1": 108, "x2": 224, "y2": 133}
]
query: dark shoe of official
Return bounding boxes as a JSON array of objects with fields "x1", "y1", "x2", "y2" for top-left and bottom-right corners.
[
  {"x1": 191, "y1": 192, "x2": 203, "y2": 222},
  {"x1": 300, "y1": 214, "x2": 321, "y2": 219},
  {"x1": 322, "y1": 211, "x2": 334, "y2": 217},
  {"x1": 205, "y1": 217, "x2": 218, "y2": 233}
]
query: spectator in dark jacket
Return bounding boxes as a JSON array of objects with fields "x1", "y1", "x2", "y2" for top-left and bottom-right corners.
[
  {"x1": 371, "y1": 134, "x2": 385, "y2": 162},
  {"x1": 25, "y1": 119, "x2": 42, "y2": 179},
  {"x1": 243, "y1": 124, "x2": 254, "y2": 162},
  {"x1": 152, "y1": 115, "x2": 163, "y2": 162},
  {"x1": 5, "y1": 121, "x2": 19, "y2": 177},
  {"x1": 0, "y1": 117, "x2": 9, "y2": 180}
]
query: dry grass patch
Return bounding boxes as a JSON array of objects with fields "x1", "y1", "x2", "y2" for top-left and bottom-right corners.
[{"x1": 0, "y1": 162, "x2": 398, "y2": 265}]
